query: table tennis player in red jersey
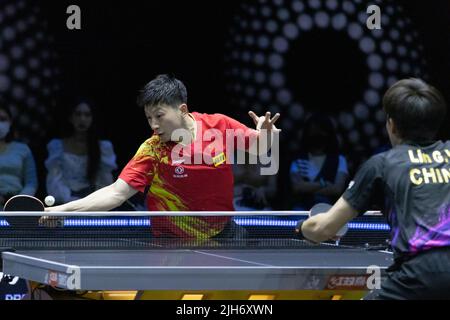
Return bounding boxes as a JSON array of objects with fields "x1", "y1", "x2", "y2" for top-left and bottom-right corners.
[{"x1": 45, "y1": 74, "x2": 280, "y2": 239}]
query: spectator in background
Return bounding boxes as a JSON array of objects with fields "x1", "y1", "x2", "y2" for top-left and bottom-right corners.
[
  {"x1": 0, "y1": 103, "x2": 38, "y2": 207},
  {"x1": 45, "y1": 98, "x2": 117, "y2": 204},
  {"x1": 233, "y1": 150, "x2": 277, "y2": 211},
  {"x1": 0, "y1": 102, "x2": 38, "y2": 226},
  {"x1": 290, "y1": 113, "x2": 349, "y2": 210}
]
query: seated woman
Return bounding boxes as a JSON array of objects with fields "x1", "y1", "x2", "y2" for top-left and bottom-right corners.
[
  {"x1": 290, "y1": 113, "x2": 349, "y2": 210},
  {"x1": 0, "y1": 103, "x2": 38, "y2": 226},
  {"x1": 45, "y1": 98, "x2": 117, "y2": 204}
]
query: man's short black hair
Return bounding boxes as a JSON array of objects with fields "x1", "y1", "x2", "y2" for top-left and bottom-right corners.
[
  {"x1": 383, "y1": 78, "x2": 447, "y2": 142},
  {"x1": 137, "y1": 74, "x2": 187, "y2": 109}
]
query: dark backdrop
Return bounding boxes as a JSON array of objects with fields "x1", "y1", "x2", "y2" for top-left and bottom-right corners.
[{"x1": 29, "y1": 0, "x2": 450, "y2": 207}]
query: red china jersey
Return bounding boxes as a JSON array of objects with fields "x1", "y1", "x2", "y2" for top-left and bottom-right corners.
[{"x1": 119, "y1": 112, "x2": 259, "y2": 239}]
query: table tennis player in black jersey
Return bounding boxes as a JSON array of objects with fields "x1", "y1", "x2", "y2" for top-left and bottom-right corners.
[{"x1": 296, "y1": 78, "x2": 450, "y2": 299}]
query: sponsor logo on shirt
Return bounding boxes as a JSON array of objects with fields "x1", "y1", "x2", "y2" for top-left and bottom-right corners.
[
  {"x1": 174, "y1": 166, "x2": 188, "y2": 179},
  {"x1": 175, "y1": 166, "x2": 184, "y2": 175},
  {"x1": 212, "y1": 152, "x2": 226, "y2": 167}
]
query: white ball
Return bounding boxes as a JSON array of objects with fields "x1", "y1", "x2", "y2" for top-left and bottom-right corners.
[{"x1": 45, "y1": 195, "x2": 55, "y2": 207}]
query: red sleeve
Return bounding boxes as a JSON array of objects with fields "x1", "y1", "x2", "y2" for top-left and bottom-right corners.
[
  {"x1": 223, "y1": 115, "x2": 259, "y2": 151},
  {"x1": 119, "y1": 141, "x2": 156, "y2": 193}
]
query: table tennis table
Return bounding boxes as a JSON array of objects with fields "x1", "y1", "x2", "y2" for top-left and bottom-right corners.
[{"x1": 1, "y1": 241, "x2": 393, "y2": 299}]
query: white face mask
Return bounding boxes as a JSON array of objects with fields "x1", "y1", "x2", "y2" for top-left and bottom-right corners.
[{"x1": 0, "y1": 121, "x2": 11, "y2": 139}]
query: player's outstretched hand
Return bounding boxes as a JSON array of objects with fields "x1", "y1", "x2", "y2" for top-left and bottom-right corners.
[{"x1": 248, "y1": 111, "x2": 281, "y2": 133}]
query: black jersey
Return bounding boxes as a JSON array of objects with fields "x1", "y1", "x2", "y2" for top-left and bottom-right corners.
[{"x1": 343, "y1": 141, "x2": 450, "y2": 259}]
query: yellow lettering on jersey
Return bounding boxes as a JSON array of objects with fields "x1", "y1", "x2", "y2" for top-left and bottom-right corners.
[
  {"x1": 443, "y1": 168, "x2": 450, "y2": 183},
  {"x1": 410, "y1": 169, "x2": 423, "y2": 185},
  {"x1": 422, "y1": 152, "x2": 432, "y2": 164},
  {"x1": 436, "y1": 168, "x2": 444, "y2": 183},
  {"x1": 408, "y1": 150, "x2": 421, "y2": 163},
  {"x1": 422, "y1": 167, "x2": 437, "y2": 184},
  {"x1": 432, "y1": 151, "x2": 444, "y2": 163}
]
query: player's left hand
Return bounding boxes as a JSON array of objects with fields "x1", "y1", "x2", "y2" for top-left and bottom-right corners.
[
  {"x1": 40, "y1": 205, "x2": 64, "y2": 227},
  {"x1": 39, "y1": 215, "x2": 64, "y2": 228},
  {"x1": 248, "y1": 111, "x2": 281, "y2": 133}
]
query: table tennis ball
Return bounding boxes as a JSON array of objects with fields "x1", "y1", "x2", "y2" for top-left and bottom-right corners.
[{"x1": 45, "y1": 195, "x2": 55, "y2": 207}]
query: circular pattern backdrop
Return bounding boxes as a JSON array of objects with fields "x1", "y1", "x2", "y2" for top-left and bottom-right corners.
[
  {"x1": 224, "y1": 0, "x2": 428, "y2": 156},
  {"x1": 0, "y1": 0, "x2": 60, "y2": 145}
]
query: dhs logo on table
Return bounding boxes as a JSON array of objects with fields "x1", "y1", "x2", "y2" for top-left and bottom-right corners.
[
  {"x1": 45, "y1": 267, "x2": 81, "y2": 290},
  {"x1": 174, "y1": 166, "x2": 188, "y2": 179}
]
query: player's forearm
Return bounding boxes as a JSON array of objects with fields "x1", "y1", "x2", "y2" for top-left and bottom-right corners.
[
  {"x1": 49, "y1": 184, "x2": 125, "y2": 212},
  {"x1": 302, "y1": 214, "x2": 336, "y2": 242},
  {"x1": 302, "y1": 197, "x2": 358, "y2": 242}
]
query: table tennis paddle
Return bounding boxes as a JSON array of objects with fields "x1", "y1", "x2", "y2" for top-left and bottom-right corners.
[
  {"x1": 4, "y1": 195, "x2": 45, "y2": 212},
  {"x1": 3, "y1": 195, "x2": 44, "y2": 228},
  {"x1": 5, "y1": 195, "x2": 65, "y2": 228},
  {"x1": 309, "y1": 203, "x2": 348, "y2": 237}
]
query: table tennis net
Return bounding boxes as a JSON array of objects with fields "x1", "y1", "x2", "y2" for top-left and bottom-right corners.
[{"x1": 0, "y1": 212, "x2": 390, "y2": 250}]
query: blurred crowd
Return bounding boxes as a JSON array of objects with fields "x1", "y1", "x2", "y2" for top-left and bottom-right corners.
[{"x1": 0, "y1": 96, "x2": 385, "y2": 211}]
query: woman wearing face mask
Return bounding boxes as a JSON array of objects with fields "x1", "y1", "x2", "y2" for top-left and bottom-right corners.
[
  {"x1": 290, "y1": 113, "x2": 349, "y2": 210},
  {"x1": 45, "y1": 98, "x2": 117, "y2": 205},
  {"x1": 0, "y1": 103, "x2": 38, "y2": 208}
]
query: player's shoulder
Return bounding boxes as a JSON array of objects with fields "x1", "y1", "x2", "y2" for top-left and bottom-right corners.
[
  {"x1": 441, "y1": 140, "x2": 450, "y2": 152},
  {"x1": 134, "y1": 135, "x2": 163, "y2": 157},
  {"x1": 141, "y1": 135, "x2": 161, "y2": 148},
  {"x1": 436, "y1": 140, "x2": 450, "y2": 149},
  {"x1": 359, "y1": 152, "x2": 387, "y2": 172},
  {"x1": 192, "y1": 112, "x2": 229, "y2": 128},
  {"x1": 367, "y1": 151, "x2": 387, "y2": 163}
]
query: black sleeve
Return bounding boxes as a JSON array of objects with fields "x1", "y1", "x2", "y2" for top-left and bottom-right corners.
[{"x1": 342, "y1": 154, "x2": 385, "y2": 216}]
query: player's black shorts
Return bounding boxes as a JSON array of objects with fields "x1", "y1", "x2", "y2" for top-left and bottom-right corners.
[{"x1": 364, "y1": 247, "x2": 450, "y2": 300}]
